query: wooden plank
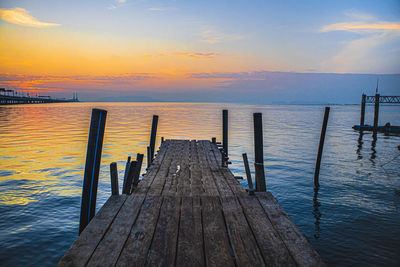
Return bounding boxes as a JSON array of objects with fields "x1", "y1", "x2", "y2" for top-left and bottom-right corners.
[
  {"x1": 238, "y1": 195, "x2": 296, "y2": 266},
  {"x1": 58, "y1": 195, "x2": 127, "y2": 266},
  {"x1": 162, "y1": 141, "x2": 184, "y2": 196},
  {"x1": 190, "y1": 141, "x2": 204, "y2": 196},
  {"x1": 201, "y1": 196, "x2": 235, "y2": 267},
  {"x1": 134, "y1": 140, "x2": 172, "y2": 195},
  {"x1": 86, "y1": 194, "x2": 145, "y2": 266},
  {"x1": 200, "y1": 141, "x2": 234, "y2": 197},
  {"x1": 196, "y1": 141, "x2": 219, "y2": 196},
  {"x1": 176, "y1": 197, "x2": 204, "y2": 267},
  {"x1": 116, "y1": 196, "x2": 163, "y2": 267},
  {"x1": 256, "y1": 192, "x2": 326, "y2": 267},
  {"x1": 147, "y1": 196, "x2": 181, "y2": 266},
  {"x1": 207, "y1": 141, "x2": 246, "y2": 195},
  {"x1": 178, "y1": 140, "x2": 191, "y2": 196},
  {"x1": 147, "y1": 141, "x2": 182, "y2": 196},
  {"x1": 221, "y1": 196, "x2": 266, "y2": 266}
]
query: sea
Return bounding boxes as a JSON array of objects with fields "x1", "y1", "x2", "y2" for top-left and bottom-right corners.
[{"x1": 0, "y1": 102, "x2": 399, "y2": 266}]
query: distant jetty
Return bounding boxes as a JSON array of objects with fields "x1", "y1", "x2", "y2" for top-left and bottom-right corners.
[
  {"x1": 353, "y1": 93, "x2": 400, "y2": 134},
  {"x1": 0, "y1": 88, "x2": 79, "y2": 105}
]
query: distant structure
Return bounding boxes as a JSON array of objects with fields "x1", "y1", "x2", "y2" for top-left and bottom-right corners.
[
  {"x1": 0, "y1": 88, "x2": 79, "y2": 105},
  {"x1": 353, "y1": 85, "x2": 400, "y2": 133}
]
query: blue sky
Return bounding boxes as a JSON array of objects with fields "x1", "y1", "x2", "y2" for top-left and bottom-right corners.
[{"x1": 0, "y1": 0, "x2": 399, "y2": 102}]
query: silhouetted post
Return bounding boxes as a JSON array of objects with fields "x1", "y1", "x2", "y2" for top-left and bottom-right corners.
[
  {"x1": 314, "y1": 107, "x2": 330, "y2": 187},
  {"x1": 123, "y1": 156, "x2": 131, "y2": 178},
  {"x1": 133, "y1": 153, "x2": 144, "y2": 188},
  {"x1": 373, "y1": 94, "x2": 380, "y2": 130},
  {"x1": 147, "y1": 146, "x2": 151, "y2": 168},
  {"x1": 222, "y1": 110, "x2": 228, "y2": 159},
  {"x1": 79, "y1": 108, "x2": 107, "y2": 234},
  {"x1": 149, "y1": 115, "x2": 159, "y2": 162},
  {"x1": 242, "y1": 153, "x2": 254, "y2": 195},
  {"x1": 110, "y1": 162, "x2": 119, "y2": 195},
  {"x1": 212, "y1": 137, "x2": 216, "y2": 144},
  {"x1": 123, "y1": 161, "x2": 137, "y2": 194},
  {"x1": 161, "y1": 137, "x2": 164, "y2": 143},
  {"x1": 253, "y1": 113, "x2": 266, "y2": 192},
  {"x1": 360, "y1": 94, "x2": 366, "y2": 126}
]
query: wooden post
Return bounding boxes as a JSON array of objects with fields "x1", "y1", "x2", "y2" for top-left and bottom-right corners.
[
  {"x1": 373, "y1": 93, "x2": 380, "y2": 129},
  {"x1": 122, "y1": 161, "x2": 137, "y2": 194},
  {"x1": 212, "y1": 137, "x2": 216, "y2": 144},
  {"x1": 253, "y1": 113, "x2": 266, "y2": 192},
  {"x1": 123, "y1": 156, "x2": 131, "y2": 185},
  {"x1": 149, "y1": 115, "x2": 159, "y2": 162},
  {"x1": 360, "y1": 94, "x2": 366, "y2": 126},
  {"x1": 222, "y1": 110, "x2": 228, "y2": 159},
  {"x1": 314, "y1": 107, "x2": 330, "y2": 187},
  {"x1": 161, "y1": 136, "x2": 164, "y2": 143},
  {"x1": 110, "y1": 162, "x2": 119, "y2": 195},
  {"x1": 133, "y1": 153, "x2": 144, "y2": 188},
  {"x1": 79, "y1": 108, "x2": 107, "y2": 234},
  {"x1": 242, "y1": 153, "x2": 254, "y2": 195},
  {"x1": 147, "y1": 146, "x2": 151, "y2": 168}
]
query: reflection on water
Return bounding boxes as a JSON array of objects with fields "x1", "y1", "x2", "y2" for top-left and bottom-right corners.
[{"x1": 0, "y1": 102, "x2": 399, "y2": 266}]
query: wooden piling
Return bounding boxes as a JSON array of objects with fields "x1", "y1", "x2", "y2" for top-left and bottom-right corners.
[
  {"x1": 147, "y1": 146, "x2": 151, "y2": 168},
  {"x1": 79, "y1": 108, "x2": 107, "y2": 234},
  {"x1": 122, "y1": 161, "x2": 137, "y2": 194},
  {"x1": 222, "y1": 110, "x2": 228, "y2": 159},
  {"x1": 373, "y1": 93, "x2": 380, "y2": 130},
  {"x1": 110, "y1": 162, "x2": 119, "y2": 196},
  {"x1": 253, "y1": 113, "x2": 266, "y2": 192},
  {"x1": 149, "y1": 115, "x2": 159, "y2": 162},
  {"x1": 123, "y1": 156, "x2": 131, "y2": 186},
  {"x1": 314, "y1": 107, "x2": 330, "y2": 187},
  {"x1": 212, "y1": 137, "x2": 216, "y2": 144},
  {"x1": 242, "y1": 153, "x2": 254, "y2": 195},
  {"x1": 132, "y1": 153, "x2": 144, "y2": 187},
  {"x1": 161, "y1": 137, "x2": 164, "y2": 143},
  {"x1": 360, "y1": 94, "x2": 366, "y2": 126}
]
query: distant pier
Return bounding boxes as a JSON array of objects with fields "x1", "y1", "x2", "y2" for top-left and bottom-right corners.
[
  {"x1": 353, "y1": 93, "x2": 400, "y2": 134},
  {"x1": 0, "y1": 88, "x2": 79, "y2": 105}
]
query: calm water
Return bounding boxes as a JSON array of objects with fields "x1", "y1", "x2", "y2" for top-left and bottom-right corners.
[{"x1": 0, "y1": 102, "x2": 399, "y2": 266}]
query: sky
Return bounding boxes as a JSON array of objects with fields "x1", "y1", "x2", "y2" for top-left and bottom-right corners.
[{"x1": 0, "y1": 0, "x2": 399, "y2": 103}]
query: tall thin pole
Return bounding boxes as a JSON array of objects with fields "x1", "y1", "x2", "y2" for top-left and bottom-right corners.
[
  {"x1": 79, "y1": 108, "x2": 107, "y2": 234},
  {"x1": 253, "y1": 113, "x2": 266, "y2": 192},
  {"x1": 314, "y1": 107, "x2": 330, "y2": 187},
  {"x1": 373, "y1": 94, "x2": 380, "y2": 129},
  {"x1": 222, "y1": 110, "x2": 228, "y2": 159},
  {"x1": 149, "y1": 115, "x2": 159, "y2": 162},
  {"x1": 360, "y1": 94, "x2": 366, "y2": 126}
]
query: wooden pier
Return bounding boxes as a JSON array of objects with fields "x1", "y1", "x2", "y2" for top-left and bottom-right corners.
[{"x1": 59, "y1": 139, "x2": 324, "y2": 266}]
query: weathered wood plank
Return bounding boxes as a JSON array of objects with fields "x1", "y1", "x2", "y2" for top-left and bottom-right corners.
[
  {"x1": 201, "y1": 196, "x2": 235, "y2": 267},
  {"x1": 196, "y1": 141, "x2": 219, "y2": 196},
  {"x1": 220, "y1": 196, "x2": 266, "y2": 266},
  {"x1": 86, "y1": 194, "x2": 145, "y2": 266},
  {"x1": 134, "y1": 141, "x2": 172, "y2": 195},
  {"x1": 176, "y1": 197, "x2": 204, "y2": 267},
  {"x1": 116, "y1": 196, "x2": 163, "y2": 267},
  {"x1": 58, "y1": 195, "x2": 127, "y2": 267},
  {"x1": 238, "y1": 195, "x2": 296, "y2": 266},
  {"x1": 257, "y1": 192, "x2": 326, "y2": 267},
  {"x1": 147, "y1": 196, "x2": 181, "y2": 266},
  {"x1": 190, "y1": 141, "x2": 204, "y2": 196},
  {"x1": 207, "y1": 141, "x2": 246, "y2": 196}
]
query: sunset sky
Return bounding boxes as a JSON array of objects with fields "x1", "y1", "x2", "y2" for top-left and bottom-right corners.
[{"x1": 1, "y1": 0, "x2": 399, "y2": 103}]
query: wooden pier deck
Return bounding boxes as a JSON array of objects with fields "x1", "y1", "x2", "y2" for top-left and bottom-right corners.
[{"x1": 59, "y1": 140, "x2": 325, "y2": 266}]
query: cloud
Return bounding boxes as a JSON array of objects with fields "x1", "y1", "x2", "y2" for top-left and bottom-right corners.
[
  {"x1": 172, "y1": 52, "x2": 218, "y2": 60},
  {"x1": 0, "y1": 7, "x2": 60, "y2": 28},
  {"x1": 200, "y1": 29, "x2": 244, "y2": 44},
  {"x1": 116, "y1": 0, "x2": 126, "y2": 3},
  {"x1": 320, "y1": 12, "x2": 400, "y2": 73},
  {"x1": 321, "y1": 23, "x2": 400, "y2": 32}
]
